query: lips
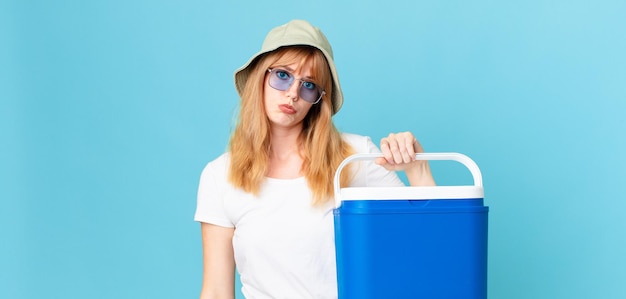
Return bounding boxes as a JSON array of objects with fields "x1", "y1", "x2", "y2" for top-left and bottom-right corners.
[{"x1": 279, "y1": 104, "x2": 297, "y2": 115}]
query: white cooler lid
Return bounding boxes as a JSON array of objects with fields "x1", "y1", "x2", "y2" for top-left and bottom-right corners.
[
  {"x1": 340, "y1": 186, "x2": 484, "y2": 201},
  {"x1": 334, "y1": 153, "x2": 485, "y2": 208}
]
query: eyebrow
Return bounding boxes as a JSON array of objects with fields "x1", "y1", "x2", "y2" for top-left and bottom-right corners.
[
  {"x1": 277, "y1": 65, "x2": 295, "y2": 72},
  {"x1": 274, "y1": 65, "x2": 315, "y2": 80}
]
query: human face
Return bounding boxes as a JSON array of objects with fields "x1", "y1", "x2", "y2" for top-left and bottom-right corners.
[{"x1": 263, "y1": 63, "x2": 317, "y2": 129}]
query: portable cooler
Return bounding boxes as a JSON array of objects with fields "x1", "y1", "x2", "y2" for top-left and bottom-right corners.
[{"x1": 333, "y1": 153, "x2": 488, "y2": 299}]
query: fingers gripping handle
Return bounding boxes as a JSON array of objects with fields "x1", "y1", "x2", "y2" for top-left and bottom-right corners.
[{"x1": 333, "y1": 153, "x2": 483, "y2": 209}]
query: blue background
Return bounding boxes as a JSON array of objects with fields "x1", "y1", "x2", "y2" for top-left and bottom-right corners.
[{"x1": 1, "y1": 0, "x2": 624, "y2": 298}]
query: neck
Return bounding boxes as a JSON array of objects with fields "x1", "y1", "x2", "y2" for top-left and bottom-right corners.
[
  {"x1": 266, "y1": 124, "x2": 305, "y2": 179},
  {"x1": 269, "y1": 135, "x2": 301, "y2": 161},
  {"x1": 269, "y1": 124, "x2": 303, "y2": 159}
]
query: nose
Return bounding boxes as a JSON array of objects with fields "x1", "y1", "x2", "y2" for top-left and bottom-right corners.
[{"x1": 285, "y1": 80, "x2": 300, "y2": 101}]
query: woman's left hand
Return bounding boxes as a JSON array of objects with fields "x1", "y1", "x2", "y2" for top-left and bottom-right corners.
[
  {"x1": 376, "y1": 132, "x2": 424, "y2": 171},
  {"x1": 376, "y1": 131, "x2": 436, "y2": 186}
]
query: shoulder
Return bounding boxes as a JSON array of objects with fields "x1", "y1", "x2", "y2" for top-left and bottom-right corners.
[
  {"x1": 341, "y1": 132, "x2": 368, "y2": 143},
  {"x1": 195, "y1": 153, "x2": 236, "y2": 226},
  {"x1": 340, "y1": 133, "x2": 404, "y2": 187},
  {"x1": 201, "y1": 153, "x2": 230, "y2": 176},
  {"x1": 198, "y1": 153, "x2": 231, "y2": 188},
  {"x1": 341, "y1": 132, "x2": 380, "y2": 154}
]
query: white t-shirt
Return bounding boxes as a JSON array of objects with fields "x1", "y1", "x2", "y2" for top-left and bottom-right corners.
[{"x1": 194, "y1": 133, "x2": 404, "y2": 299}]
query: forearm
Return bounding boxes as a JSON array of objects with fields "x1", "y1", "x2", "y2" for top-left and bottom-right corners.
[
  {"x1": 199, "y1": 284, "x2": 235, "y2": 299},
  {"x1": 199, "y1": 267, "x2": 235, "y2": 299},
  {"x1": 405, "y1": 161, "x2": 436, "y2": 186}
]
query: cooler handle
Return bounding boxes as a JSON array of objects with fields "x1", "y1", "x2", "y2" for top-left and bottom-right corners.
[{"x1": 333, "y1": 153, "x2": 483, "y2": 208}]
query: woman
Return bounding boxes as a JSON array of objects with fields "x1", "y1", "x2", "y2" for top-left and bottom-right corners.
[{"x1": 195, "y1": 20, "x2": 435, "y2": 299}]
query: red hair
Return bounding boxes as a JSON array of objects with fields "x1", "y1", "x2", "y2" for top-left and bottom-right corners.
[{"x1": 228, "y1": 46, "x2": 354, "y2": 205}]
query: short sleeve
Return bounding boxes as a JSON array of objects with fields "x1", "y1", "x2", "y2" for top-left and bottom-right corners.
[
  {"x1": 194, "y1": 154, "x2": 235, "y2": 228},
  {"x1": 342, "y1": 133, "x2": 405, "y2": 187}
]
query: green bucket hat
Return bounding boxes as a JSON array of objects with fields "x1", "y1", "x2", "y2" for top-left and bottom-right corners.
[{"x1": 234, "y1": 20, "x2": 344, "y2": 114}]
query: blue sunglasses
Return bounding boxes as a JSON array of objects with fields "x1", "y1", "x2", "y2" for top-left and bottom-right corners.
[{"x1": 267, "y1": 68, "x2": 325, "y2": 104}]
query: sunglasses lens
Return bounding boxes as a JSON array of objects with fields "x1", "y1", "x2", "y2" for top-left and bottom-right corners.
[
  {"x1": 269, "y1": 69, "x2": 292, "y2": 91},
  {"x1": 298, "y1": 83, "x2": 319, "y2": 103},
  {"x1": 268, "y1": 69, "x2": 322, "y2": 104}
]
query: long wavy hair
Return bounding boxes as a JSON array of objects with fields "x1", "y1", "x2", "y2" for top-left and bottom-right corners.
[{"x1": 228, "y1": 45, "x2": 354, "y2": 205}]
